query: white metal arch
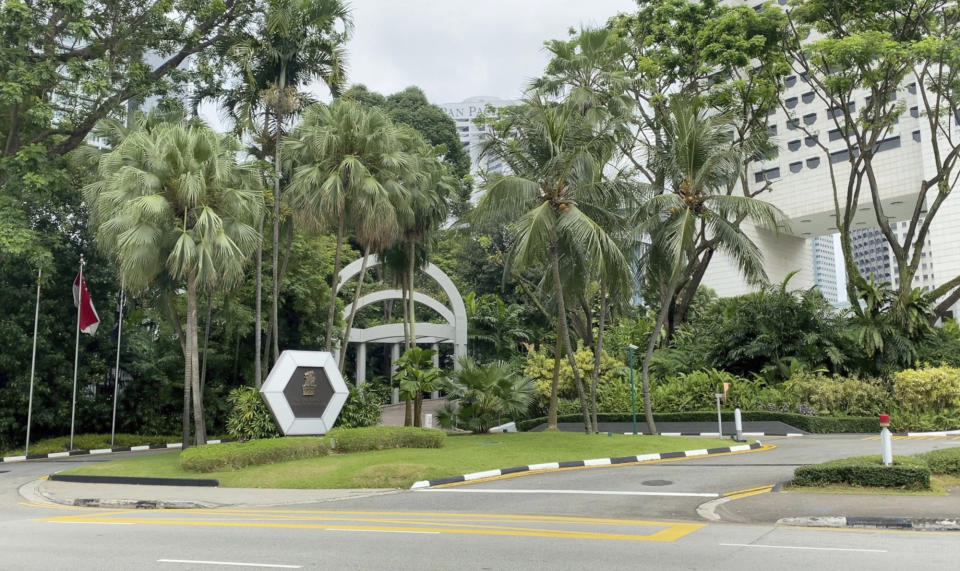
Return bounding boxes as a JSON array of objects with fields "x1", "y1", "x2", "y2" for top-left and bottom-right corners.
[{"x1": 336, "y1": 255, "x2": 468, "y2": 379}]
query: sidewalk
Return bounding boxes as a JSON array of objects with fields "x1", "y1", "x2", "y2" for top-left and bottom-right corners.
[
  {"x1": 713, "y1": 484, "x2": 960, "y2": 531},
  {"x1": 23, "y1": 478, "x2": 396, "y2": 510}
]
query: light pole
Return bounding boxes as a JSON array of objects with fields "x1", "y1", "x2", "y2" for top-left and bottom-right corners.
[{"x1": 628, "y1": 344, "x2": 638, "y2": 436}]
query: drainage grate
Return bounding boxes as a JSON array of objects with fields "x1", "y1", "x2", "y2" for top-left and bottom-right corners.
[{"x1": 641, "y1": 479, "x2": 672, "y2": 486}]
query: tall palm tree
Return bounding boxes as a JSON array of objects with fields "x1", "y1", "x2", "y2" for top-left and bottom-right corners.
[
  {"x1": 215, "y1": 0, "x2": 351, "y2": 384},
  {"x1": 474, "y1": 94, "x2": 631, "y2": 434},
  {"x1": 285, "y1": 100, "x2": 416, "y2": 369},
  {"x1": 636, "y1": 96, "x2": 785, "y2": 433},
  {"x1": 84, "y1": 122, "x2": 263, "y2": 446}
]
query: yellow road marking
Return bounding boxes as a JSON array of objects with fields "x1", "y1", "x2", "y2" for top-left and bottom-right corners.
[
  {"x1": 432, "y1": 444, "x2": 776, "y2": 488},
  {"x1": 723, "y1": 484, "x2": 775, "y2": 497},
  {"x1": 38, "y1": 511, "x2": 705, "y2": 542}
]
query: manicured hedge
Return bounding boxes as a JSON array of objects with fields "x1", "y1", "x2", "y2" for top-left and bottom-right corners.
[
  {"x1": 326, "y1": 426, "x2": 445, "y2": 453},
  {"x1": 917, "y1": 447, "x2": 960, "y2": 475},
  {"x1": 181, "y1": 437, "x2": 329, "y2": 473},
  {"x1": 516, "y1": 412, "x2": 879, "y2": 434},
  {"x1": 792, "y1": 455, "x2": 930, "y2": 489}
]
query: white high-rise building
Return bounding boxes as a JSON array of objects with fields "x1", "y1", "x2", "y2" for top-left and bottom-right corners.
[
  {"x1": 810, "y1": 235, "x2": 839, "y2": 305},
  {"x1": 439, "y1": 96, "x2": 519, "y2": 175},
  {"x1": 704, "y1": 0, "x2": 960, "y2": 318}
]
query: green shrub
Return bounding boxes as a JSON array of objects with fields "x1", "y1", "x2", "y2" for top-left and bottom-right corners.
[
  {"x1": 916, "y1": 447, "x2": 960, "y2": 475},
  {"x1": 514, "y1": 411, "x2": 879, "y2": 433},
  {"x1": 783, "y1": 372, "x2": 892, "y2": 416},
  {"x1": 334, "y1": 386, "x2": 383, "y2": 429},
  {"x1": 893, "y1": 365, "x2": 960, "y2": 412},
  {"x1": 180, "y1": 437, "x2": 328, "y2": 473},
  {"x1": 5, "y1": 433, "x2": 183, "y2": 456},
  {"x1": 226, "y1": 387, "x2": 280, "y2": 441},
  {"x1": 890, "y1": 408, "x2": 960, "y2": 432},
  {"x1": 523, "y1": 343, "x2": 627, "y2": 411},
  {"x1": 438, "y1": 360, "x2": 534, "y2": 433},
  {"x1": 792, "y1": 455, "x2": 930, "y2": 489},
  {"x1": 326, "y1": 426, "x2": 445, "y2": 453}
]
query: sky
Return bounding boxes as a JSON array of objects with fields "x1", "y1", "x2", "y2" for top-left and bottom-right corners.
[{"x1": 325, "y1": 0, "x2": 636, "y2": 104}]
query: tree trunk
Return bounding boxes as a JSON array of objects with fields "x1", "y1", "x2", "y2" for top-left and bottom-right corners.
[
  {"x1": 270, "y1": 72, "x2": 286, "y2": 366},
  {"x1": 254, "y1": 215, "x2": 264, "y2": 388},
  {"x1": 167, "y1": 297, "x2": 190, "y2": 448},
  {"x1": 546, "y1": 324, "x2": 562, "y2": 431},
  {"x1": 200, "y1": 294, "x2": 213, "y2": 396},
  {"x1": 401, "y1": 278, "x2": 411, "y2": 427},
  {"x1": 550, "y1": 237, "x2": 592, "y2": 434},
  {"x1": 671, "y1": 248, "x2": 714, "y2": 336},
  {"x1": 414, "y1": 394, "x2": 423, "y2": 428},
  {"x1": 325, "y1": 219, "x2": 345, "y2": 351},
  {"x1": 339, "y1": 247, "x2": 371, "y2": 371},
  {"x1": 186, "y1": 270, "x2": 206, "y2": 445},
  {"x1": 590, "y1": 281, "x2": 608, "y2": 434},
  {"x1": 641, "y1": 292, "x2": 671, "y2": 435},
  {"x1": 404, "y1": 398, "x2": 413, "y2": 427},
  {"x1": 409, "y1": 243, "x2": 417, "y2": 345}
]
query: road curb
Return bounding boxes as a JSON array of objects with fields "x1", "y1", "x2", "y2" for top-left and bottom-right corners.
[
  {"x1": 411, "y1": 441, "x2": 765, "y2": 489},
  {"x1": 48, "y1": 474, "x2": 219, "y2": 487},
  {"x1": 1, "y1": 439, "x2": 231, "y2": 464},
  {"x1": 778, "y1": 515, "x2": 960, "y2": 531},
  {"x1": 625, "y1": 432, "x2": 804, "y2": 438}
]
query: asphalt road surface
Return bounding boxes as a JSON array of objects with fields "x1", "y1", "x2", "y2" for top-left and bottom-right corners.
[{"x1": 3, "y1": 435, "x2": 960, "y2": 570}]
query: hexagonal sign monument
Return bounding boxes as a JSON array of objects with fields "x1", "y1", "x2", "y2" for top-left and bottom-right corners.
[{"x1": 260, "y1": 351, "x2": 349, "y2": 435}]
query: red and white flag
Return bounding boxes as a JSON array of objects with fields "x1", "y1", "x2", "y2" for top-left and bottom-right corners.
[{"x1": 73, "y1": 273, "x2": 100, "y2": 335}]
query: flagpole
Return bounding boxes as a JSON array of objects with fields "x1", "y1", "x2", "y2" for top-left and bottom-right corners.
[
  {"x1": 25, "y1": 267, "x2": 41, "y2": 456},
  {"x1": 70, "y1": 256, "x2": 83, "y2": 451},
  {"x1": 110, "y1": 279, "x2": 124, "y2": 447}
]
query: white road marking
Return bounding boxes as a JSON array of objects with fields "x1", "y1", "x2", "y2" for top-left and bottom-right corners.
[
  {"x1": 324, "y1": 529, "x2": 440, "y2": 534},
  {"x1": 720, "y1": 543, "x2": 887, "y2": 553},
  {"x1": 417, "y1": 488, "x2": 719, "y2": 498},
  {"x1": 158, "y1": 559, "x2": 301, "y2": 568}
]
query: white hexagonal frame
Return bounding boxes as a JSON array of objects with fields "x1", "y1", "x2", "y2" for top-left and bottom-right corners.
[{"x1": 260, "y1": 350, "x2": 349, "y2": 435}]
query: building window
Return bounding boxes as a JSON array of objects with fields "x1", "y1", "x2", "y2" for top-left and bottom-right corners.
[
  {"x1": 912, "y1": 130, "x2": 921, "y2": 142},
  {"x1": 827, "y1": 102, "x2": 856, "y2": 119},
  {"x1": 788, "y1": 139, "x2": 801, "y2": 151},
  {"x1": 830, "y1": 149, "x2": 850, "y2": 163},
  {"x1": 805, "y1": 135, "x2": 818, "y2": 147},
  {"x1": 785, "y1": 75, "x2": 797, "y2": 88},
  {"x1": 787, "y1": 118, "x2": 799, "y2": 130},
  {"x1": 785, "y1": 97, "x2": 798, "y2": 109},
  {"x1": 803, "y1": 113, "x2": 817, "y2": 125},
  {"x1": 754, "y1": 167, "x2": 781, "y2": 183},
  {"x1": 874, "y1": 136, "x2": 901, "y2": 153},
  {"x1": 806, "y1": 156, "x2": 821, "y2": 168},
  {"x1": 910, "y1": 106, "x2": 919, "y2": 118},
  {"x1": 908, "y1": 82, "x2": 917, "y2": 94},
  {"x1": 789, "y1": 161, "x2": 803, "y2": 173},
  {"x1": 802, "y1": 92, "x2": 815, "y2": 104},
  {"x1": 768, "y1": 124, "x2": 777, "y2": 136}
]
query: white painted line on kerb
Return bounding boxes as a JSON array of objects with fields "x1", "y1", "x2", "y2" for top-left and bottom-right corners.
[
  {"x1": 417, "y1": 488, "x2": 719, "y2": 498},
  {"x1": 720, "y1": 543, "x2": 886, "y2": 553},
  {"x1": 158, "y1": 560, "x2": 301, "y2": 569}
]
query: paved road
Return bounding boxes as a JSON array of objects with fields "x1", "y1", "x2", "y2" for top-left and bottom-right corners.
[{"x1": 3, "y1": 436, "x2": 960, "y2": 569}]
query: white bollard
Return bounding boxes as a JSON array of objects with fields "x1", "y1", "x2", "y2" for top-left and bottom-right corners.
[
  {"x1": 392, "y1": 387, "x2": 399, "y2": 405},
  {"x1": 881, "y1": 427, "x2": 893, "y2": 466},
  {"x1": 734, "y1": 408, "x2": 743, "y2": 442},
  {"x1": 424, "y1": 413, "x2": 433, "y2": 429}
]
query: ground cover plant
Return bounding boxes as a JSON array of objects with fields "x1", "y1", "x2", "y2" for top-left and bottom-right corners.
[
  {"x1": 3, "y1": 434, "x2": 186, "y2": 457},
  {"x1": 63, "y1": 432, "x2": 737, "y2": 489}
]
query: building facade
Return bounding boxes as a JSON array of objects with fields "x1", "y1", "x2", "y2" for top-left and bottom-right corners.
[
  {"x1": 438, "y1": 96, "x2": 519, "y2": 176},
  {"x1": 810, "y1": 235, "x2": 840, "y2": 305},
  {"x1": 703, "y1": 0, "x2": 960, "y2": 317}
]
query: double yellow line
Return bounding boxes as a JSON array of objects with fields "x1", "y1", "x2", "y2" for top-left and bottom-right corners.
[{"x1": 723, "y1": 484, "x2": 775, "y2": 499}]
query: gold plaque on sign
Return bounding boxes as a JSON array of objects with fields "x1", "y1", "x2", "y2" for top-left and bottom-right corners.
[{"x1": 302, "y1": 370, "x2": 317, "y2": 397}]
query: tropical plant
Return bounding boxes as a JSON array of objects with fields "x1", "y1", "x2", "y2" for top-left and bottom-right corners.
[
  {"x1": 394, "y1": 347, "x2": 443, "y2": 427},
  {"x1": 84, "y1": 122, "x2": 263, "y2": 446},
  {"x1": 635, "y1": 95, "x2": 785, "y2": 433},
  {"x1": 334, "y1": 385, "x2": 383, "y2": 429},
  {"x1": 226, "y1": 386, "x2": 281, "y2": 441},
  {"x1": 473, "y1": 93, "x2": 631, "y2": 434},
  {"x1": 437, "y1": 359, "x2": 535, "y2": 433}
]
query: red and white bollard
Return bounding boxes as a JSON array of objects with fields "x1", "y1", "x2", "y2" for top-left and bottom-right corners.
[{"x1": 879, "y1": 414, "x2": 893, "y2": 466}]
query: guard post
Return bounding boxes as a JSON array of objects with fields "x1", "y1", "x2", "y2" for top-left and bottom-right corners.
[{"x1": 879, "y1": 413, "x2": 893, "y2": 466}]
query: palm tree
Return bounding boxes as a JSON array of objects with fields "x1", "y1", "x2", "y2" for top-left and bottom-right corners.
[
  {"x1": 636, "y1": 96, "x2": 785, "y2": 433},
  {"x1": 84, "y1": 122, "x2": 263, "y2": 446},
  {"x1": 284, "y1": 100, "x2": 417, "y2": 368},
  {"x1": 215, "y1": 0, "x2": 351, "y2": 384},
  {"x1": 474, "y1": 94, "x2": 630, "y2": 434}
]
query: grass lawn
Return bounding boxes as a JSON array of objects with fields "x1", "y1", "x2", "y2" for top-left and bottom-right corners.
[
  {"x1": 784, "y1": 474, "x2": 960, "y2": 497},
  {"x1": 61, "y1": 432, "x2": 738, "y2": 489}
]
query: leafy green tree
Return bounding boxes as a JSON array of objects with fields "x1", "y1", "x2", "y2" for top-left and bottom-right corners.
[
  {"x1": 84, "y1": 122, "x2": 263, "y2": 446},
  {"x1": 394, "y1": 347, "x2": 443, "y2": 427},
  {"x1": 783, "y1": 0, "x2": 960, "y2": 320}
]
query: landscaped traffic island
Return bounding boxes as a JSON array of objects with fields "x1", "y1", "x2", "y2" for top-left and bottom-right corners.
[
  {"x1": 788, "y1": 448, "x2": 960, "y2": 495},
  {"x1": 60, "y1": 427, "x2": 741, "y2": 489}
]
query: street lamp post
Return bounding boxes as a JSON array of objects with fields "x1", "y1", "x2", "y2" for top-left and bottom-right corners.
[{"x1": 628, "y1": 344, "x2": 638, "y2": 436}]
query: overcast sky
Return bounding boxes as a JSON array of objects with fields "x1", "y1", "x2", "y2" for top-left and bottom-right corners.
[{"x1": 336, "y1": 0, "x2": 636, "y2": 103}]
